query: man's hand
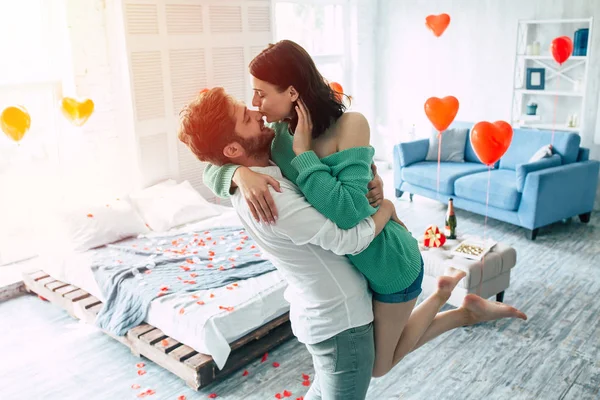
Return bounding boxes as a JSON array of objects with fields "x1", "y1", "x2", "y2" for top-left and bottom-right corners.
[
  {"x1": 233, "y1": 167, "x2": 282, "y2": 224},
  {"x1": 367, "y1": 163, "x2": 384, "y2": 207}
]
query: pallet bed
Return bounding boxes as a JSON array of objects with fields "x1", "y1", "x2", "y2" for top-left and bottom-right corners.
[{"x1": 23, "y1": 270, "x2": 293, "y2": 390}]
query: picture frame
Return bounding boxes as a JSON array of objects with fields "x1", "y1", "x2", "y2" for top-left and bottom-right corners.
[{"x1": 526, "y1": 68, "x2": 545, "y2": 90}]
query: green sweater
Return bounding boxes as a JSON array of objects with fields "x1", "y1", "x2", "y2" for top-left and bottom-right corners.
[{"x1": 203, "y1": 122, "x2": 422, "y2": 294}]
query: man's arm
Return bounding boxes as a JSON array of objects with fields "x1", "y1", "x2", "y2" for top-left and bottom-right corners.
[{"x1": 269, "y1": 185, "x2": 394, "y2": 256}]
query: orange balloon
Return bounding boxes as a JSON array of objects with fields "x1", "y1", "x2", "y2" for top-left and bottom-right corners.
[
  {"x1": 1, "y1": 105, "x2": 31, "y2": 142},
  {"x1": 425, "y1": 14, "x2": 451, "y2": 37},
  {"x1": 424, "y1": 96, "x2": 459, "y2": 132},
  {"x1": 329, "y1": 82, "x2": 344, "y2": 102},
  {"x1": 61, "y1": 97, "x2": 94, "y2": 127},
  {"x1": 470, "y1": 121, "x2": 513, "y2": 166}
]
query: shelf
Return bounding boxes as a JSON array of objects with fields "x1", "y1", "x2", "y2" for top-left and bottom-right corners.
[
  {"x1": 517, "y1": 55, "x2": 587, "y2": 61},
  {"x1": 517, "y1": 123, "x2": 580, "y2": 132},
  {"x1": 519, "y1": 18, "x2": 592, "y2": 24},
  {"x1": 515, "y1": 89, "x2": 584, "y2": 97}
]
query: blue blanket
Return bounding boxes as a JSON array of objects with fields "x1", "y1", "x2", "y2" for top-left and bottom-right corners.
[{"x1": 91, "y1": 226, "x2": 276, "y2": 336}]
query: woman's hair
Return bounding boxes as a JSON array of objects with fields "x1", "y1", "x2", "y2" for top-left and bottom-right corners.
[{"x1": 249, "y1": 40, "x2": 348, "y2": 138}]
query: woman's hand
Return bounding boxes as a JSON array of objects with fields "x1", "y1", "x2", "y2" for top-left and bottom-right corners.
[
  {"x1": 390, "y1": 207, "x2": 408, "y2": 230},
  {"x1": 367, "y1": 163, "x2": 384, "y2": 207},
  {"x1": 232, "y1": 167, "x2": 282, "y2": 224},
  {"x1": 292, "y1": 98, "x2": 314, "y2": 155}
]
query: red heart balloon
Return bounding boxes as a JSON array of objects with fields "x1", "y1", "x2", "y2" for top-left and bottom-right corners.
[
  {"x1": 551, "y1": 36, "x2": 573, "y2": 65},
  {"x1": 470, "y1": 121, "x2": 513, "y2": 166},
  {"x1": 424, "y1": 96, "x2": 459, "y2": 132},
  {"x1": 425, "y1": 14, "x2": 451, "y2": 37}
]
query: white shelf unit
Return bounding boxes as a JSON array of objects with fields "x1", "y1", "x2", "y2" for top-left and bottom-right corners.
[{"x1": 511, "y1": 18, "x2": 593, "y2": 133}]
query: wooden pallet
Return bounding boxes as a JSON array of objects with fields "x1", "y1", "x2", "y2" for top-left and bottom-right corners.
[{"x1": 22, "y1": 270, "x2": 293, "y2": 390}]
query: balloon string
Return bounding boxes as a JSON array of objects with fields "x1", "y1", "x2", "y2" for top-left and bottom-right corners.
[
  {"x1": 478, "y1": 165, "x2": 492, "y2": 297},
  {"x1": 437, "y1": 131, "x2": 442, "y2": 198},
  {"x1": 551, "y1": 66, "x2": 561, "y2": 146}
]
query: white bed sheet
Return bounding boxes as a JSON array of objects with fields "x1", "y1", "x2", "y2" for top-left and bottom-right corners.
[{"x1": 42, "y1": 206, "x2": 289, "y2": 369}]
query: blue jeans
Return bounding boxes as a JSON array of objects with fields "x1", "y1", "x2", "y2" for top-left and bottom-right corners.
[{"x1": 304, "y1": 322, "x2": 375, "y2": 400}]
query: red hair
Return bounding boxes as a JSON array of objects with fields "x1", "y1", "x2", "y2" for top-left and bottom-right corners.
[{"x1": 178, "y1": 87, "x2": 236, "y2": 166}]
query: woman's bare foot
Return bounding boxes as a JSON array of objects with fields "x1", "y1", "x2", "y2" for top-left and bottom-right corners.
[
  {"x1": 436, "y1": 267, "x2": 467, "y2": 302},
  {"x1": 461, "y1": 294, "x2": 527, "y2": 325}
]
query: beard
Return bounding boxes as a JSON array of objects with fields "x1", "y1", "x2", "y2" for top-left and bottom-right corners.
[{"x1": 235, "y1": 128, "x2": 274, "y2": 159}]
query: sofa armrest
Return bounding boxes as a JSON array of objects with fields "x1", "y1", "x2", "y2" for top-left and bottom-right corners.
[
  {"x1": 518, "y1": 160, "x2": 600, "y2": 229},
  {"x1": 515, "y1": 154, "x2": 562, "y2": 192},
  {"x1": 578, "y1": 147, "x2": 590, "y2": 161},
  {"x1": 394, "y1": 139, "x2": 429, "y2": 168}
]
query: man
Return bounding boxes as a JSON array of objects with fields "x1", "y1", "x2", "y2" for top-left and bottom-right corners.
[
  {"x1": 178, "y1": 87, "x2": 400, "y2": 399},
  {"x1": 178, "y1": 88, "x2": 527, "y2": 399}
]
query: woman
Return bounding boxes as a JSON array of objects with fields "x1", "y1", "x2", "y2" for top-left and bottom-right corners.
[{"x1": 203, "y1": 40, "x2": 467, "y2": 377}]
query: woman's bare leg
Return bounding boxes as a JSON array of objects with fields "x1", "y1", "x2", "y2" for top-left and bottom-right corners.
[
  {"x1": 371, "y1": 267, "x2": 466, "y2": 377},
  {"x1": 408, "y1": 294, "x2": 528, "y2": 354}
]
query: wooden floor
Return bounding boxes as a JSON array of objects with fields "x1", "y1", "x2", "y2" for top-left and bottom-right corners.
[{"x1": 1, "y1": 176, "x2": 599, "y2": 399}]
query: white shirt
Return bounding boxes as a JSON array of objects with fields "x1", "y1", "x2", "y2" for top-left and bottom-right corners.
[{"x1": 230, "y1": 166, "x2": 375, "y2": 345}]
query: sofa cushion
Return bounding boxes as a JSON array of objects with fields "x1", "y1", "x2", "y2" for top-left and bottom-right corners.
[
  {"x1": 402, "y1": 161, "x2": 489, "y2": 194},
  {"x1": 500, "y1": 129, "x2": 580, "y2": 170},
  {"x1": 454, "y1": 169, "x2": 521, "y2": 211},
  {"x1": 425, "y1": 128, "x2": 468, "y2": 162},
  {"x1": 516, "y1": 154, "x2": 562, "y2": 192}
]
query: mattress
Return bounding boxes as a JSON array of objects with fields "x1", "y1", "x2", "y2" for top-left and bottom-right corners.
[{"x1": 41, "y1": 206, "x2": 289, "y2": 369}]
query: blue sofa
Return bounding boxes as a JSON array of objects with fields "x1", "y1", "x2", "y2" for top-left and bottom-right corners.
[{"x1": 393, "y1": 121, "x2": 600, "y2": 239}]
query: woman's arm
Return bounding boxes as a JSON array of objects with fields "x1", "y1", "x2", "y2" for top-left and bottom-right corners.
[{"x1": 291, "y1": 104, "x2": 377, "y2": 230}]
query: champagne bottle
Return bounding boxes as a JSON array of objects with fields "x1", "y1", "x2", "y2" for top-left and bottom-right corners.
[{"x1": 445, "y1": 198, "x2": 457, "y2": 239}]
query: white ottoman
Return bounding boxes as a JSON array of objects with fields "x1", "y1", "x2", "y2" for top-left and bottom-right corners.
[{"x1": 419, "y1": 239, "x2": 517, "y2": 307}]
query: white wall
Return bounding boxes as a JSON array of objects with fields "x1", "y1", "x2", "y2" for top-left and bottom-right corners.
[{"x1": 374, "y1": 0, "x2": 600, "y2": 161}]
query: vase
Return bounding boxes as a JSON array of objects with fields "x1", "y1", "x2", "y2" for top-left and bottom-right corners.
[{"x1": 526, "y1": 104, "x2": 538, "y2": 115}]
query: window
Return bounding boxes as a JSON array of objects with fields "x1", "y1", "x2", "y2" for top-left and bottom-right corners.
[
  {"x1": 0, "y1": 0, "x2": 64, "y2": 265},
  {"x1": 275, "y1": 1, "x2": 351, "y2": 90}
]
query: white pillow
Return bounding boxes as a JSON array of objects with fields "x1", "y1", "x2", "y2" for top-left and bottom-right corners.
[
  {"x1": 130, "y1": 180, "x2": 221, "y2": 232},
  {"x1": 529, "y1": 144, "x2": 553, "y2": 163},
  {"x1": 41, "y1": 197, "x2": 150, "y2": 253}
]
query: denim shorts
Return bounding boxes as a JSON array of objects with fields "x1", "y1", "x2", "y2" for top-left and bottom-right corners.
[{"x1": 372, "y1": 257, "x2": 424, "y2": 304}]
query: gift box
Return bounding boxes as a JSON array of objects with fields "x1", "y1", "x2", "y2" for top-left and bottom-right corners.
[{"x1": 424, "y1": 225, "x2": 446, "y2": 248}]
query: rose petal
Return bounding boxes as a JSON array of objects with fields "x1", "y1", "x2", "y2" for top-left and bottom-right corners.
[
  {"x1": 178, "y1": 396, "x2": 187, "y2": 400},
  {"x1": 251, "y1": 245, "x2": 256, "y2": 249},
  {"x1": 87, "y1": 214, "x2": 94, "y2": 218},
  {"x1": 136, "y1": 363, "x2": 145, "y2": 369},
  {"x1": 275, "y1": 394, "x2": 283, "y2": 400},
  {"x1": 196, "y1": 301, "x2": 205, "y2": 305},
  {"x1": 190, "y1": 273, "x2": 198, "y2": 278},
  {"x1": 242, "y1": 370, "x2": 249, "y2": 377},
  {"x1": 207, "y1": 264, "x2": 214, "y2": 268},
  {"x1": 137, "y1": 369, "x2": 146, "y2": 376},
  {"x1": 131, "y1": 384, "x2": 141, "y2": 389},
  {"x1": 179, "y1": 308, "x2": 185, "y2": 315},
  {"x1": 283, "y1": 390, "x2": 292, "y2": 397},
  {"x1": 255, "y1": 254, "x2": 261, "y2": 257},
  {"x1": 191, "y1": 294, "x2": 199, "y2": 299},
  {"x1": 180, "y1": 266, "x2": 191, "y2": 272},
  {"x1": 145, "y1": 389, "x2": 155, "y2": 395},
  {"x1": 235, "y1": 247, "x2": 242, "y2": 251},
  {"x1": 272, "y1": 362, "x2": 280, "y2": 368},
  {"x1": 210, "y1": 293, "x2": 215, "y2": 298},
  {"x1": 296, "y1": 397, "x2": 304, "y2": 400},
  {"x1": 161, "y1": 339, "x2": 169, "y2": 347},
  {"x1": 208, "y1": 394, "x2": 217, "y2": 399},
  {"x1": 261, "y1": 353, "x2": 268, "y2": 362},
  {"x1": 160, "y1": 286, "x2": 169, "y2": 292},
  {"x1": 302, "y1": 380, "x2": 310, "y2": 387},
  {"x1": 137, "y1": 392, "x2": 147, "y2": 398},
  {"x1": 233, "y1": 283, "x2": 239, "y2": 287}
]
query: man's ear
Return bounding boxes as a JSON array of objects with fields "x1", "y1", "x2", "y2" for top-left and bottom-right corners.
[
  {"x1": 223, "y1": 142, "x2": 244, "y2": 160},
  {"x1": 288, "y1": 86, "x2": 299, "y2": 102}
]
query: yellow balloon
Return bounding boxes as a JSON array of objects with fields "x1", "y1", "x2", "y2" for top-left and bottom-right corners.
[
  {"x1": 61, "y1": 97, "x2": 94, "y2": 127},
  {"x1": 1, "y1": 106, "x2": 31, "y2": 142}
]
